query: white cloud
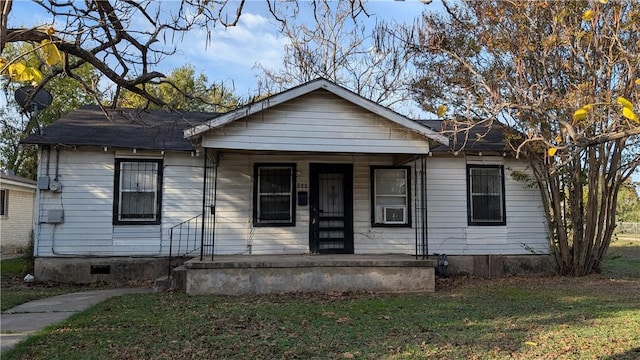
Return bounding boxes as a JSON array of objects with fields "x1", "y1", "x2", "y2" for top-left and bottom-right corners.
[{"x1": 161, "y1": 12, "x2": 289, "y2": 95}]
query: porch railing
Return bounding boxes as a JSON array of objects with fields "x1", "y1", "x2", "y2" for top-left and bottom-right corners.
[{"x1": 167, "y1": 214, "x2": 203, "y2": 277}]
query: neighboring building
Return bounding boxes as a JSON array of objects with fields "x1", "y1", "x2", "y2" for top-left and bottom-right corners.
[
  {"x1": 22, "y1": 79, "x2": 550, "y2": 289},
  {"x1": 0, "y1": 170, "x2": 37, "y2": 254}
]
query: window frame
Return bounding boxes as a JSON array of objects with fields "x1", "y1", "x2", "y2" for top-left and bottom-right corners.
[
  {"x1": 253, "y1": 163, "x2": 296, "y2": 227},
  {"x1": 113, "y1": 158, "x2": 163, "y2": 225},
  {"x1": 0, "y1": 189, "x2": 7, "y2": 217},
  {"x1": 370, "y1": 166, "x2": 412, "y2": 227},
  {"x1": 466, "y1": 164, "x2": 506, "y2": 226}
]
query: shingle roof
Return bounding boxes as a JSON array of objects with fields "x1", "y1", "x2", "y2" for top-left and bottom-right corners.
[
  {"x1": 0, "y1": 171, "x2": 37, "y2": 187},
  {"x1": 21, "y1": 105, "x2": 517, "y2": 155},
  {"x1": 21, "y1": 105, "x2": 218, "y2": 151},
  {"x1": 416, "y1": 120, "x2": 517, "y2": 154}
]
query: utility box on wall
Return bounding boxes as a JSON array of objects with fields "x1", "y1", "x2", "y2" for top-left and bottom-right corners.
[{"x1": 47, "y1": 209, "x2": 64, "y2": 224}]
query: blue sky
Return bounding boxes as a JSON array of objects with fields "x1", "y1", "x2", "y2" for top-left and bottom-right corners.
[
  {"x1": 5, "y1": 0, "x2": 639, "y2": 186},
  {"x1": 8, "y1": 0, "x2": 432, "y2": 99}
]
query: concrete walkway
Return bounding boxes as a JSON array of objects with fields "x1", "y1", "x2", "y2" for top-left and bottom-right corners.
[{"x1": 0, "y1": 287, "x2": 153, "y2": 353}]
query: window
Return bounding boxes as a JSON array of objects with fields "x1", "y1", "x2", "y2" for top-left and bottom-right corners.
[
  {"x1": 467, "y1": 165, "x2": 506, "y2": 225},
  {"x1": 253, "y1": 164, "x2": 296, "y2": 226},
  {"x1": 0, "y1": 189, "x2": 7, "y2": 217},
  {"x1": 113, "y1": 159, "x2": 163, "y2": 225},
  {"x1": 371, "y1": 166, "x2": 411, "y2": 226}
]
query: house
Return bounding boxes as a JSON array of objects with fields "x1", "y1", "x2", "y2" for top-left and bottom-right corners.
[
  {"x1": 22, "y1": 79, "x2": 550, "y2": 293},
  {"x1": 0, "y1": 170, "x2": 37, "y2": 255}
]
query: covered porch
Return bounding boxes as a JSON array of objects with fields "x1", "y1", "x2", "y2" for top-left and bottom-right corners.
[{"x1": 182, "y1": 254, "x2": 436, "y2": 295}]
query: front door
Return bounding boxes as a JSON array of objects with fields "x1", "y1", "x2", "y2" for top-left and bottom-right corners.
[{"x1": 309, "y1": 164, "x2": 354, "y2": 254}]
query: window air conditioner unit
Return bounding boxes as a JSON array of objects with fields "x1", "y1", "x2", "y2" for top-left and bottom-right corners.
[{"x1": 383, "y1": 206, "x2": 406, "y2": 224}]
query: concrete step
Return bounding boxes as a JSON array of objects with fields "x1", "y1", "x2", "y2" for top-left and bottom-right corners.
[{"x1": 153, "y1": 265, "x2": 187, "y2": 292}]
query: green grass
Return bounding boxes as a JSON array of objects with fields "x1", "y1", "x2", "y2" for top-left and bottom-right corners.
[
  {"x1": 0, "y1": 257, "x2": 109, "y2": 311},
  {"x1": 602, "y1": 238, "x2": 640, "y2": 278},
  {"x1": 2, "y1": 241, "x2": 639, "y2": 359},
  {"x1": 2, "y1": 277, "x2": 639, "y2": 359}
]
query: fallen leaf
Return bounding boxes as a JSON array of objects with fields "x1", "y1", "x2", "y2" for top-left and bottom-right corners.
[
  {"x1": 525, "y1": 341, "x2": 538, "y2": 346},
  {"x1": 548, "y1": 147, "x2": 557, "y2": 157},
  {"x1": 343, "y1": 352, "x2": 355, "y2": 359},
  {"x1": 582, "y1": 10, "x2": 594, "y2": 21}
]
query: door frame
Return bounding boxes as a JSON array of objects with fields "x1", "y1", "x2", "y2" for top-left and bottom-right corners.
[{"x1": 309, "y1": 163, "x2": 354, "y2": 254}]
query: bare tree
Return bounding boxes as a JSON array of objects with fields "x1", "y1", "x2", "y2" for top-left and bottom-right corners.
[
  {"x1": 256, "y1": 0, "x2": 422, "y2": 113},
  {"x1": 1, "y1": 0, "x2": 369, "y2": 111}
]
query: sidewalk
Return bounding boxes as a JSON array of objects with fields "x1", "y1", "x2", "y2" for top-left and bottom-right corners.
[{"x1": 0, "y1": 287, "x2": 153, "y2": 353}]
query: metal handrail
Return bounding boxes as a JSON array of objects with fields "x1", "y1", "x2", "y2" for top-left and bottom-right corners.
[{"x1": 167, "y1": 214, "x2": 203, "y2": 278}]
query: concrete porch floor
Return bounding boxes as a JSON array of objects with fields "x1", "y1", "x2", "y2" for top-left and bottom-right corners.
[{"x1": 183, "y1": 254, "x2": 436, "y2": 295}]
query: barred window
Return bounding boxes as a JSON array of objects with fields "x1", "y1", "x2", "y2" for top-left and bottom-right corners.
[
  {"x1": 254, "y1": 164, "x2": 295, "y2": 226},
  {"x1": 467, "y1": 165, "x2": 505, "y2": 225},
  {"x1": 114, "y1": 159, "x2": 162, "y2": 225},
  {"x1": 0, "y1": 189, "x2": 7, "y2": 217}
]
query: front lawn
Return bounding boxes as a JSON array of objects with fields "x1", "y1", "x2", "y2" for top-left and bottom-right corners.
[
  {"x1": 602, "y1": 237, "x2": 640, "y2": 278},
  {"x1": 1, "y1": 257, "x2": 114, "y2": 311},
  {"x1": 3, "y1": 276, "x2": 639, "y2": 359}
]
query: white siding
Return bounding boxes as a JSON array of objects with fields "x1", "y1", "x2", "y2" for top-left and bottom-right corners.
[
  {"x1": 211, "y1": 153, "x2": 418, "y2": 255},
  {"x1": 426, "y1": 156, "x2": 549, "y2": 255},
  {"x1": 35, "y1": 148, "x2": 202, "y2": 257},
  {"x1": 34, "y1": 148, "x2": 548, "y2": 258},
  {"x1": 201, "y1": 90, "x2": 431, "y2": 154}
]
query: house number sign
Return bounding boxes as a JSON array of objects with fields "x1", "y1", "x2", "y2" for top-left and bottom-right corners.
[{"x1": 297, "y1": 182, "x2": 308, "y2": 189}]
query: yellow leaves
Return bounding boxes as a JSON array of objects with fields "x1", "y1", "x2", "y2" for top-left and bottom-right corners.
[
  {"x1": 573, "y1": 104, "x2": 594, "y2": 122},
  {"x1": 46, "y1": 26, "x2": 55, "y2": 36},
  {"x1": 582, "y1": 10, "x2": 594, "y2": 21},
  {"x1": 622, "y1": 107, "x2": 639, "y2": 123},
  {"x1": 617, "y1": 96, "x2": 634, "y2": 109},
  {"x1": 555, "y1": 135, "x2": 563, "y2": 143},
  {"x1": 525, "y1": 341, "x2": 538, "y2": 347},
  {"x1": 617, "y1": 96, "x2": 639, "y2": 123},
  {"x1": 573, "y1": 108, "x2": 588, "y2": 121},
  {"x1": 7, "y1": 62, "x2": 43, "y2": 83},
  {"x1": 635, "y1": 79, "x2": 640, "y2": 86},
  {"x1": 41, "y1": 39, "x2": 62, "y2": 66},
  {"x1": 599, "y1": 0, "x2": 608, "y2": 3},
  {"x1": 436, "y1": 104, "x2": 448, "y2": 118},
  {"x1": 548, "y1": 147, "x2": 557, "y2": 157}
]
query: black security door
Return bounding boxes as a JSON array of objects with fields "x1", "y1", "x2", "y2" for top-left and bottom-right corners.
[{"x1": 309, "y1": 164, "x2": 354, "y2": 254}]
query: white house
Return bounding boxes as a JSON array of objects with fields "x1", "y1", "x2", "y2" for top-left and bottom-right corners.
[
  {"x1": 0, "y1": 170, "x2": 37, "y2": 255},
  {"x1": 22, "y1": 79, "x2": 550, "y2": 288}
]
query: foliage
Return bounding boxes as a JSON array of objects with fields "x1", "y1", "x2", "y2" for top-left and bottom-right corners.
[
  {"x1": 2, "y1": 276, "x2": 639, "y2": 359},
  {"x1": 118, "y1": 65, "x2": 239, "y2": 112},
  {"x1": 1, "y1": 0, "x2": 368, "y2": 109},
  {"x1": 0, "y1": 43, "x2": 96, "y2": 179},
  {"x1": 617, "y1": 181, "x2": 640, "y2": 222},
  {"x1": 409, "y1": 0, "x2": 640, "y2": 275}
]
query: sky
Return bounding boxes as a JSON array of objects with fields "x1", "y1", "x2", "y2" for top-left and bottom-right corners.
[
  {"x1": 7, "y1": 0, "x2": 433, "y2": 100},
  {"x1": 5, "y1": 0, "x2": 640, "y2": 186}
]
